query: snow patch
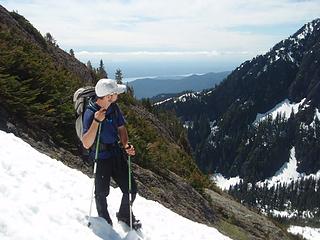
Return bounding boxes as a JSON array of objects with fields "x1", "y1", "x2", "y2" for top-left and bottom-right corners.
[
  {"x1": 0, "y1": 130, "x2": 231, "y2": 240},
  {"x1": 269, "y1": 209, "x2": 316, "y2": 219},
  {"x1": 263, "y1": 65, "x2": 268, "y2": 72},
  {"x1": 214, "y1": 147, "x2": 320, "y2": 191},
  {"x1": 315, "y1": 108, "x2": 320, "y2": 120},
  {"x1": 270, "y1": 209, "x2": 298, "y2": 219},
  {"x1": 153, "y1": 97, "x2": 173, "y2": 106},
  {"x1": 288, "y1": 226, "x2": 320, "y2": 240},
  {"x1": 210, "y1": 121, "x2": 219, "y2": 135},
  {"x1": 212, "y1": 174, "x2": 242, "y2": 191},
  {"x1": 183, "y1": 121, "x2": 193, "y2": 129},
  {"x1": 310, "y1": 108, "x2": 320, "y2": 129},
  {"x1": 257, "y1": 147, "x2": 320, "y2": 189},
  {"x1": 174, "y1": 92, "x2": 199, "y2": 103},
  {"x1": 257, "y1": 148, "x2": 299, "y2": 188},
  {"x1": 254, "y1": 98, "x2": 305, "y2": 123},
  {"x1": 296, "y1": 22, "x2": 314, "y2": 40},
  {"x1": 286, "y1": 52, "x2": 295, "y2": 63}
]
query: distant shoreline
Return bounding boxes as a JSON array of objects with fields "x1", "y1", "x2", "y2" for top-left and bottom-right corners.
[{"x1": 123, "y1": 72, "x2": 206, "y2": 83}]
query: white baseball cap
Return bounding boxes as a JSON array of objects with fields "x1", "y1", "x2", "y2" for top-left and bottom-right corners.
[{"x1": 95, "y1": 78, "x2": 126, "y2": 97}]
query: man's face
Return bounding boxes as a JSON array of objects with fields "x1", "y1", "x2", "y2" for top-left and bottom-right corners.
[
  {"x1": 103, "y1": 93, "x2": 118, "y2": 106},
  {"x1": 109, "y1": 93, "x2": 118, "y2": 103}
]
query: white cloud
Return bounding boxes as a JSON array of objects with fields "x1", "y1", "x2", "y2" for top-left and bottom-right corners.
[
  {"x1": 76, "y1": 50, "x2": 219, "y2": 62},
  {"x1": 2, "y1": 0, "x2": 319, "y2": 65}
]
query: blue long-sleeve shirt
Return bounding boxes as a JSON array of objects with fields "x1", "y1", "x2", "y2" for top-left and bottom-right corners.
[{"x1": 83, "y1": 101, "x2": 125, "y2": 159}]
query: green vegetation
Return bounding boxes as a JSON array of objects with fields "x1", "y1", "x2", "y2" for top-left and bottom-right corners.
[
  {"x1": 0, "y1": 26, "x2": 82, "y2": 148},
  {"x1": 217, "y1": 220, "x2": 249, "y2": 240},
  {"x1": 10, "y1": 11, "x2": 47, "y2": 47},
  {"x1": 229, "y1": 176, "x2": 320, "y2": 225},
  {"x1": 119, "y1": 94, "x2": 212, "y2": 192}
]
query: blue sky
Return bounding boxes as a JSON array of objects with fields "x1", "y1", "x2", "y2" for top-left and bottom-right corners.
[{"x1": 1, "y1": 0, "x2": 319, "y2": 78}]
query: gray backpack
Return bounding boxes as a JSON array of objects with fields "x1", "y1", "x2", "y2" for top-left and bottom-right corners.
[{"x1": 73, "y1": 86, "x2": 96, "y2": 140}]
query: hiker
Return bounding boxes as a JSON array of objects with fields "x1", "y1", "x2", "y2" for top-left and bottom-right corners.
[{"x1": 82, "y1": 78, "x2": 140, "y2": 228}]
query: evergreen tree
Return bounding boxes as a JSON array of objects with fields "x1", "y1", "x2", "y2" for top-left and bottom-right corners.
[
  {"x1": 44, "y1": 32, "x2": 57, "y2": 46},
  {"x1": 115, "y1": 69, "x2": 123, "y2": 84},
  {"x1": 86, "y1": 61, "x2": 93, "y2": 71},
  {"x1": 141, "y1": 98, "x2": 153, "y2": 112},
  {"x1": 97, "y1": 59, "x2": 108, "y2": 79},
  {"x1": 69, "y1": 49, "x2": 75, "y2": 57}
]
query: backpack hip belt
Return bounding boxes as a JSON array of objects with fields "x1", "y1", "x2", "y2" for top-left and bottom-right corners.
[{"x1": 94, "y1": 142, "x2": 119, "y2": 152}]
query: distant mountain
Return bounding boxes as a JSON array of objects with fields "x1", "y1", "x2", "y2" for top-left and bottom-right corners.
[
  {"x1": 157, "y1": 18, "x2": 320, "y2": 224},
  {"x1": 158, "y1": 18, "x2": 320, "y2": 179},
  {"x1": 128, "y1": 72, "x2": 230, "y2": 99}
]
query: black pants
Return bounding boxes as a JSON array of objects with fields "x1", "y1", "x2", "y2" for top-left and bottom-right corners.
[{"x1": 94, "y1": 149, "x2": 137, "y2": 222}]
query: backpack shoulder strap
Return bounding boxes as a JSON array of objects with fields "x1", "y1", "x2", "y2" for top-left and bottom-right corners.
[{"x1": 86, "y1": 98, "x2": 98, "y2": 113}]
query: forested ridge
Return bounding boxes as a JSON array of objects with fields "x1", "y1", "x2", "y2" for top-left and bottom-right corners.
[{"x1": 158, "y1": 19, "x2": 320, "y2": 182}]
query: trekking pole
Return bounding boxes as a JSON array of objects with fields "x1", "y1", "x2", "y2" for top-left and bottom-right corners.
[
  {"x1": 88, "y1": 123, "x2": 102, "y2": 227},
  {"x1": 128, "y1": 154, "x2": 133, "y2": 231}
]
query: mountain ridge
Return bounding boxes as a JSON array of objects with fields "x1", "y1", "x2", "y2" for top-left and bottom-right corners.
[
  {"x1": 0, "y1": 6, "x2": 94, "y2": 84},
  {"x1": 128, "y1": 71, "x2": 229, "y2": 99},
  {"x1": 157, "y1": 18, "x2": 320, "y2": 227},
  {"x1": 158, "y1": 18, "x2": 320, "y2": 177}
]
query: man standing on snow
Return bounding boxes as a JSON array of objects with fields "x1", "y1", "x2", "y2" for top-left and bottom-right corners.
[{"x1": 82, "y1": 78, "x2": 140, "y2": 229}]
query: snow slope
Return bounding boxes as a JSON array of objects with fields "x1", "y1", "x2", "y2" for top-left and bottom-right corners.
[
  {"x1": 213, "y1": 147, "x2": 320, "y2": 191},
  {"x1": 254, "y1": 98, "x2": 305, "y2": 123},
  {"x1": 257, "y1": 147, "x2": 320, "y2": 188},
  {"x1": 288, "y1": 226, "x2": 320, "y2": 240},
  {"x1": 0, "y1": 130, "x2": 230, "y2": 240},
  {"x1": 257, "y1": 147, "x2": 300, "y2": 188}
]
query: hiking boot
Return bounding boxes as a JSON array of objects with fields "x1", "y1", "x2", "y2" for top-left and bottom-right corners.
[{"x1": 116, "y1": 212, "x2": 141, "y2": 230}]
